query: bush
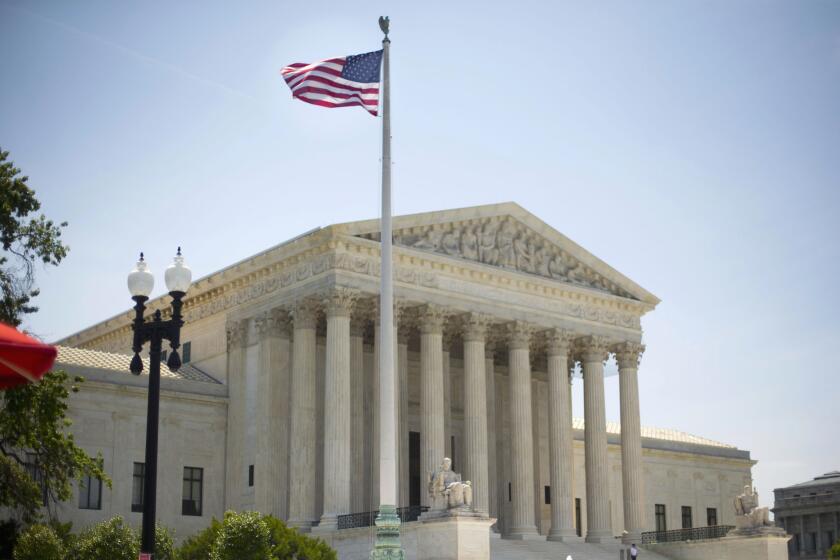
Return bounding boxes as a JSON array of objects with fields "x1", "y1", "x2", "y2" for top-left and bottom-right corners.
[
  {"x1": 71, "y1": 516, "x2": 139, "y2": 560},
  {"x1": 264, "y1": 516, "x2": 335, "y2": 560},
  {"x1": 12, "y1": 524, "x2": 64, "y2": 560},
  {"x1": 178, "y1": 517, "x2": 222, "y2": 560},
  {"x1": 209, "y1": 511, "x2": 272, "y2": 560},
  {"x1": 829, "y1": 539, "x2": 840, "y2": 559}
]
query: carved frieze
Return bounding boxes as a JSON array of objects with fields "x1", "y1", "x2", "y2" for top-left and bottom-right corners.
[{"x1": 359, "y1": 217, "x2": 636, "y2": 300}]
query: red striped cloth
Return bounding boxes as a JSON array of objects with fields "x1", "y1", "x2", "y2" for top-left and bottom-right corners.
[{"x1": 281, "y1": 50, "x2": 383, "y2": 116}]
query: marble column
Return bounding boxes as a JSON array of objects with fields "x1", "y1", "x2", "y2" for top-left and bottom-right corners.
[
  {"x1": 615, "y1": 341, "x2": 646, "y2": 544},
  {"x1": 506, "y1": 321, "x2": 539, "y2": 538},
  {"x1": 462, "y1": 313, "x2": 490, "y2": 514},
  {"x1": 443, "y1": 329, "x2": 453, "y2": 461},
  {"x1": 254, "y1": 309, "x2": 292, "y2": 519},
  {"x1": 579, "y1": 335, "x2": 613, "y2": 543},
  {"x1": 546, "y1": 329, "x2": 577, "y2": 541},
  {"x1": 398, "y1": 324, "x2": 410, "y2": 508},
  {"x1": 224, "y1": 319, "x2": 248, "y2": 511},
  {"x1": 319, "y1": 288, "x2": 356, "y2": 529},
  {"x1": 419, "y1": 305, "x2": 446, "y2": 509},
  {"x1": 288, "y1": 301, "x2": 319, "y2": 530},
  {"x1": 350, "y1": 313, "x2": 367, "y2": 513},
  {"x1": 485, "y1": 340, "x2": 498, "y2": 522}
]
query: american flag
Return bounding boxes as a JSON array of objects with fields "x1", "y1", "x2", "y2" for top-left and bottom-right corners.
[{"x1": 281, "y1": 50, "x2": 383, "y2": 116}]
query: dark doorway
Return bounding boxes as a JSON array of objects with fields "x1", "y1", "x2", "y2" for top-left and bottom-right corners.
[{"x1": 409, "y1": 431, "x2": 421, "y2": 506}]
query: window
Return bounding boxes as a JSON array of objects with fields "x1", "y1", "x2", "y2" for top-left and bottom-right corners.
[
  {"x1": 544, "y1": 485, "x2": 551, "y2": 504},
  {"x1": 160, "y1": 350, "x2": 167, "y2": 362},
  {"x1": 450, "y1": 436, "x2": 455, "y2": 470},
  {"x1": 78, "y1": 474, "x2": 102, "y2": 510},
  {"x1": 575, "y1": 498, "x2": 582, "y2": 537},
  {"x1": 182, "y1": 341, "x2": 191, "y2": 364},
  {"x1": 655, "y1": 504, "x2": 667, "y2": 532},
  {"x1": 706, "y1": 507, "x2": 717, "y2": 526},
  {"x1": 24, "y1": 452, "x2": 48, "y2": 506},
  {"x1": 809, "y1": 532, "x2": 817, "y2": 552},
  {"x1": 248, "y1": 465, "x2": 254, "y2": 487},
  {"x1": 681, "y1": 506, "x2": 692, "y2": 529},
  {"x1": 508, "y1": 482, "x2": 512, "y2": 502},
  {"x1": 132, "y1": 462, "x2": 145, "y2": 512},
  {"x1": 182, "y1": 467, "x2": 203, "y2": 516},
  {"x1": 793, "y1": 534, "x2": 800, "y2": 552}
]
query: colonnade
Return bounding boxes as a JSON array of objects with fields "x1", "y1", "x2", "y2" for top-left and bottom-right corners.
[{"x1": 225, "y1": 288, "x2": 646, "y2": 542}]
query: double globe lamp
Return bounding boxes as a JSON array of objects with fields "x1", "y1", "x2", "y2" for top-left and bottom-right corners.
[{"x1": 127, "y1": 248, "x2": 192, "y2": 559}]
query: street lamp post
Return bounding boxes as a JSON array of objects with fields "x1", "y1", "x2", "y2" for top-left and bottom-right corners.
[{"x1": 127, "y1": 248, "x2": 192, "y2": 559}]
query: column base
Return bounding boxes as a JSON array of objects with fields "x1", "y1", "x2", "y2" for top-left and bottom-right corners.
[
  {"x1": 504, "y1": 527, "x2": 542, "y2": 540},
  {"x1": 312, "y1": 515, "x2": 339, "y2": 533},
  {"x1": 417, "y1": 511, "x2": 496, "y2": 560},
  {"x1": 585, "y1": 530, "x2": 616, "y2": 544},
  {"x1": 547, "y1": 529, "x2": 582, "y2": 543}
]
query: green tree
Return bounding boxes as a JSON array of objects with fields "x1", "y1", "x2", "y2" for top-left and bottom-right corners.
[
  {"x1": 11, "y1": 524, "x2": 64, "y2": 560},
  {"x1": 209, "y1": 511, "x2": 272, "y2": 560},
  {"x1": 0, "y1": 371, "x2": 109, "y2": 522},
  {"x1": 0, "y1": 148, "x2": 68, "y2": 327},
  {"x1": 828, "y1": 539, "x2": 840, "y2": 558},
  {"x1": 178, "y1": 517, "x2": 222, "y2": 560},
  {"x1": 70, "y1": 516, "x2": 139, "y2": 560}
]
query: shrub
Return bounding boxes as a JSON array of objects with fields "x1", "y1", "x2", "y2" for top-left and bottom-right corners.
[
  {"x1": 829, "y1": 539, "x2": 840, "y2": 559},
  {"x1": 209, "y1": 511, "x2": 271, "y2": 560},
  {"x1": 12, "y1": 524, "x2": 64, "y2": 560},
  {"x1": 71, "y1": 516, "x2": 139, "y2": 560},
  {"x1": 153, "y1": 524, "x2": 176, "y2": 560},
  {"x1": 178, "y1": 517, "x2": 222, "y2": 560},
  {"x1": 264, "y1": 516, "x2": 335, "y2": 560}
]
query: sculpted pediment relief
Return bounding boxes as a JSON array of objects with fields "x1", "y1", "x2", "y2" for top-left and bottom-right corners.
[{"x1": 356, "y1": 216, "x2": 637, "y2": 300}]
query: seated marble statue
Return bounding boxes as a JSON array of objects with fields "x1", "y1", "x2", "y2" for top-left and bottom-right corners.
[
  {"x1": 733, "y1": 485, "x2": 771, "y2": 531},
  {"x1": 428, "y1": 457, "x2": 473, "y2": 510}
]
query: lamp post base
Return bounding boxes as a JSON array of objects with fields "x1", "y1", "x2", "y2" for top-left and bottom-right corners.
[{"x1": 370, "y1": 504, "x2": 405, "y2": 560}]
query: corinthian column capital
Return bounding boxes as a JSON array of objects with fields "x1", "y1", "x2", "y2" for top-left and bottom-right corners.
[
  {"x1": 613, "y1": 341, "x2": 645, "y2": 369},
  {"x1": 506, "y1": 321, "x2": 535, "y2": 350},
  {"x1": 461, "y1": 313, "x2": 492, "y2": 342},
  {"x1": 546, "y1": 328, "x2": 576, "y2": 357},
  {"x1": 418, "y1": 304, "x2": 448, "y2": 335},
  {"x1": 255, "y1": 308, "x2": 291, "y2": 339},
  {"x1": 323, "y1": 287, "x2": 358, "y2": 318},
  {"x1": 291, "y1": 299, "x2": 321, "y2": 330},
  {"x1": 575, "y1": 335, "x2": 612, "y2": 363},
  {"x1": 226, "y1": 319, "x2": 248, "y2": 349}
]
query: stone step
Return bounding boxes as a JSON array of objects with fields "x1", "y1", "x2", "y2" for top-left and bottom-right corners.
[{"x1": 490, "y1": 538, "x2": 673, "y2": 560}]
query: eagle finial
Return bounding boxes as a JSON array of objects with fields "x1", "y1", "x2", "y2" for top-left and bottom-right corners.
[{"x1": 379, "y1": 16, "x2": 390, "y2": 39}]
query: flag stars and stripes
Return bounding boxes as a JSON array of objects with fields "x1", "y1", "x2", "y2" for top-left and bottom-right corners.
[{"x1": 281, "y1": 49, "x2": 383, "y2": 116}]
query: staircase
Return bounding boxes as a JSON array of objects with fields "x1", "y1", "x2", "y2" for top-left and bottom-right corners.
[{"x1": 491, "y1": 537, "x2": 673, "y2": 560}]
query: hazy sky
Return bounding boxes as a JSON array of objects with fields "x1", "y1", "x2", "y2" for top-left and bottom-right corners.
[{"x1": 2, "y1": 0, "x2": 838, "y2": 509}]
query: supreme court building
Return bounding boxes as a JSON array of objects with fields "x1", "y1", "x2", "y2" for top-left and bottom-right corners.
[{"x1": 55, "y1": 203, "x2": 754, "y2": 542}]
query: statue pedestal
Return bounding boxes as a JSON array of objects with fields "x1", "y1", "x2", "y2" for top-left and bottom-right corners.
[
  {"x1": 644, "y1": 529, "x2": 791, "y2": 560},
  {"x1": 415, "y1": 511, "x2": 495, "y2": 560}
]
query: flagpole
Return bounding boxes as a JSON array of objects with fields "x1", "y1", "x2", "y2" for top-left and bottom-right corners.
[{"x1": 372, "y1": 14, "x2": 404, "y2": 560}]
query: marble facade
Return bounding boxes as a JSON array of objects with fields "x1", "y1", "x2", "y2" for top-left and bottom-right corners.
[{"x1": 56, "y1": 203, "x2": 755, "y2": 541}]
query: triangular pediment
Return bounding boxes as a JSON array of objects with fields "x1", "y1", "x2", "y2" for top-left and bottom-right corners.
[{"x1": 338, "y1": 202, "x2": 659, "y2": 305}]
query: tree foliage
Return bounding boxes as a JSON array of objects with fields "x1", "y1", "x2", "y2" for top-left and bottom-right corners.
[
  {"x1": 829, "y1": 539, "x2": 840, "y2": 559},
  {"x1": 0, "y1": 371, "x2": 108, "y2": 522},
  {"x1": 0, "y1": 148, "x2": 68, "y2": 326}
]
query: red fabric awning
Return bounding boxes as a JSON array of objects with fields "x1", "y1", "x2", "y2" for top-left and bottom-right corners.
[{"x1": 0, "y1": 323, "x2": 57, "y2": 390}]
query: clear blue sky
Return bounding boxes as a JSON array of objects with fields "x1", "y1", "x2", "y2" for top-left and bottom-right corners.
[{"x1": 2, "y1": 0, "x2": 838, "y2": 509}]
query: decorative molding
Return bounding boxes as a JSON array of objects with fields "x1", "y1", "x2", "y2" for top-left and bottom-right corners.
[
  {"x1": 460, "y1": 313, "x2": 491, "y2": 343},
  {"x1": 417, "y1": 304, "x2": 447, "y2": 335},
  {"x1": 359, "y1": 216, "x2": 636, "y2": 299}
]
